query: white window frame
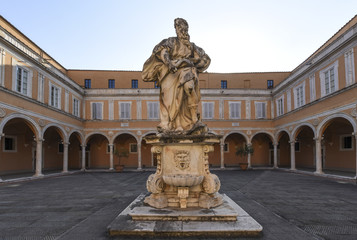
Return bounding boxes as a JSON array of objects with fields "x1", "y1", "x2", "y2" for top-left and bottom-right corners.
[
  {"x1": 91, "y1": 102, "x2": 103, "y2": 120},
  {"x1": 12, "y1": 59, "x2": 33, "y2": 98},
  {"x1": 15, "y1": 66, "x2": 29, "y2": 96},
  {"x1": 37, "y1": 73, "x2": 45, "y2": 103},
  {"x1": 49, "y1": 82, "x2": 61, "y2": 109},
  {"x1": 345, "y1": 48, "x2": 355, "y2": 87},
  {"x1": 202, "y1": 102, "x2": 214, "y2": 119},
  {"x1": 276, "y1": 96, "x2": 284, "y2": 117},
  {"x1": 3, "y1": 135, "x2": 17, "y2": 152},
  {"x1": 119, "y1": 102, "x2": 131, "y2": 120},
  {"x1": 309, "y1": 74, "x2": 316, "y2": 102},
  {"x1": 320, "y1": 60, "x2": 339, "y2": 97},
  {"x1": 224, "y1": 143, "x2": 229, "y2": 153},
  {"x1": 229, "y1": 102, "x2": 241, "y2": 119},
  {"x1": 255, "y1": 101, "x2": 267, "y2": 119},
  {"x1": 340, "y1": 134, "x2": 354, "y2": 151},
  {"x1": 73, "y1": 97, "x2": 80, "y2": 117},
  {"x1": 147, "y1": 101, "x2": 159, "y2": 120},
  {"x1": 294, "y1": 82, "x2": 305, "y2": 109}
]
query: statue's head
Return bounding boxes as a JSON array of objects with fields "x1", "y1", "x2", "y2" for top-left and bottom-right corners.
[{"x1": 174, "y1": 18, "x2": 189, "y2": 41}]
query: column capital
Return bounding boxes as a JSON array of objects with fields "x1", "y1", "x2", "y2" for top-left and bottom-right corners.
[
  {"x1": 313, "y1": 137, "x2": 322, "y2": 142},
  {"x1": 273, "y1": 142, "x2": 278, "y2": 146},
  {"x1": 289, "y1": 140, "x2": 296, "y2": 144},
  {"x1": 37, "y1": 138, "x2": 44, "y2": 142},
  {"x1": 108, "y1": 143, "x2": 114, "y2": 147},
  {"x1": 63, "y1": 141, "x2": 70, "y2": 146},
  {"x1": 81, "y1": 144, "x2": 86, "y2": 148},
  {"x1": 137, "y1": 142, "x2": 142, "y2": 146}
]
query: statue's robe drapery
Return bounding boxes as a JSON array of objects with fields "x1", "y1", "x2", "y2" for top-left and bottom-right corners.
[{"x1": 142, "y1": 37, "x2": 210, "y2": 131}]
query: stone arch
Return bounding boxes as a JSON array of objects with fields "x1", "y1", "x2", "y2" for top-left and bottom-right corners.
[
  {"x1": 250, "y1": 130, "x2": 274, "y2": 143},
  {"x1": 223, "y1": 131, "x2": 249, "y2": 143},
  {"x1": 112, "y1": 131, "x2": 139, "y2": 144},
  {"x1": 67, "y1": 130, "x2": 84, "y2": 145},
  {"x1": 42, "y1": 123, "x2": 67, "y2": 141},
  {"x1": 275, "y1": 129, "x2": 292, "y2": 143},
  {"x1": 317, "y1": 113, "x2": 357, "y2": 138},
  {"x1": 0, "y1": 113, "x2": 41, "y2": 139},
  {"x1": 292, "y1": 123, "x2": 317, "y2": 140},
  {"x1": 139, "y1": 131, "x2": 157, "y2": 143},
  {"x1": 84, "y1": 132, "x2": 110, "y2": 145}
]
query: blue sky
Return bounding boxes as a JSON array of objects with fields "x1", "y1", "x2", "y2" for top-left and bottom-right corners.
[{"x1": 1, "y1": 0, "x2": 356, "y2": 73}]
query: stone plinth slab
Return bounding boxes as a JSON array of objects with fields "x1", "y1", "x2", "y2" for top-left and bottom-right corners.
[{"x1": 107, "y1": 193, "x2": 262, "y2": 237}]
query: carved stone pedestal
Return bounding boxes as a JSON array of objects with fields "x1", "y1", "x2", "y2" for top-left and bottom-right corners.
[{"x1": 144, "y1": 134, "x2": 223, "y2": 209}]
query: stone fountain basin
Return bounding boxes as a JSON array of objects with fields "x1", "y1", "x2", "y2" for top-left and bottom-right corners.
[{"x1": 163, "y1": 174, "x2": 204, "y2": 187}]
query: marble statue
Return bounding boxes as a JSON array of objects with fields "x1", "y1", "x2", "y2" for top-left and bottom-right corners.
[
  {"x1": 142, "y1": 18, "x2": 211, "y2": 134},
  {"x1": 141, "y1": 18, "x2": 223, "y2": 209}
]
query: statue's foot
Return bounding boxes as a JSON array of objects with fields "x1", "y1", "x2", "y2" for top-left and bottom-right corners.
[{"x1": 175, "y1": 126, "x2": 184, "y2": 132}]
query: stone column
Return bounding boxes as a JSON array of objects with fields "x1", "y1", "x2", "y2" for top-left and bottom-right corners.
[
  {"x1": 81, "y1": 144, "x2": 86, "y2": 171},
  {"x1": 273, "y1": 142, "x2": 278, "y2": 168},
  {"x1": 289, "y1": 141, "x2": 296, "y2": 170},
  {"x1": 109, "y1": 144, "x2": 114, "y2": 171},
  {"x1": 34, "y1": 139, "x2": 44, "y2": 177},
  {"x1": 62, "y1": 142, "x2": 69, "y2": 173},
  {"x1": 247, "y1": 143, "x2": 252, "y2": 168},
  {"x1": 314, "y1": 137, "x2": 323, "y2": 174},
  {"x1": 354, "y1": 133, "x2": 357, "y2": 179},
  {"x1": 220, "y1": 139, "x2": 225, "y2": 169},
  {"x1": 137, "y1": 142, "x2": 142, "y2": 170}
]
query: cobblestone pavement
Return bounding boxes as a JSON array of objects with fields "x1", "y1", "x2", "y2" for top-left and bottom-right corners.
[{"x1": 0, "y1": 170, "x2": 356, "y2": 240}]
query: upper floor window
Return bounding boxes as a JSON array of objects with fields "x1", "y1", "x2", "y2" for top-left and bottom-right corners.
[
  {"x1": 147, "y1": 101, "x2": 159, "y2": 119},
  {"x1": 73, "y1": 98, "x2": 80, "y2": 117},
  {"x1": 49, "y1": 83, "x2": 61, "y2": 109},
  {"x1": 294, "y1": 82, "x2": 305, "y2": 108},
  {"x1": 309, "y1": 74, "x2": 316, "y2": 102},
  {"x1": 119, "y1": 102, "x2": 131, "y2": 119},
  {"x1": 229, "y1": 102, "x2": 241, "y2": 119},
  {"x1": 276, "y1": 96, "x2": 284, "y2": 117},
  {"x1": 255, "y1": 102, "x2": 266, "y2": 119},
  {"x1": 221, "y1": 80, "x2": 227, "y2": 89},
  {"x1": 320, "y1": 61, "x2": 338, "y2": 97},
  {"x1": 92, "y1": 102, "x2": 103, "y2": 120},
  {"x1": 84, "y1": 79, "x2": 91, "y2": 89},
  {"x1": 16, "y1": 66, "x2": 28, "y2": 95},
  {"x1": 267, "y1": 80, "x2": 274, "y2": 89},
  {"x1": 132, "y1": 79, "x2": 138, "y2": 89},
  {"x1": 202, "y1": 102, "x2": 214, "y2": 119},
  {"x1": 108, "y1": 79, "x2": 115, "y2": 89},
  {"x1": 345, "y1": 49, "x2": 355, "y2": 87}
]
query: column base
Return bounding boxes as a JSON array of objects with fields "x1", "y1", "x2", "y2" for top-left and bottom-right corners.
[
  {"x1": 109, "y1": 168, "x2": 115, "y2": 171},
  {"x1": 33, "y1": 173, "x2": 44, "y2": 177},
  {"x1": 314, "y1": 170, "x2": 324, "y2": 175}
]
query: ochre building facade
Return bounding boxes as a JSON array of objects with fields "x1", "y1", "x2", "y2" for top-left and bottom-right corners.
[{"x1": 1, "y1": 15, "x2": 357, "y2": 180}]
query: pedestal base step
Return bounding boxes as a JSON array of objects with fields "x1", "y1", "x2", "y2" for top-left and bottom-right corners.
[{"x1": 107, "y1": 193, "x2": 263, "y2": 237}]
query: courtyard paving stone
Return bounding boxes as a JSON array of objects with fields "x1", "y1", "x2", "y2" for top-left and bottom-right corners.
[{"x1": 0, "y1": 170, "x2": 356, "y2": 239}]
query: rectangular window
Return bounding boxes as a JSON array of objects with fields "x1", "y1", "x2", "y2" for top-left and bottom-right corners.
[
  {"x1": 130, "y1": 143, "x2": 138, "y2": 153},
  {"x1": 147, "y1": 102, "x2": 159, "y2": 119},
  {"x1": 92, "y1": 102, "x2": 103, "y2": 120},
  {"x1": 202, "y1": 102, "x2": 214, "y2": 119},
  {"x1": 50, "y1": 84, "x2": 60, "y2": 108},
  {"x1": 229, "y1": 102, "x2": 241, "y2": 119},
  {"x1": 309, "y1": 74, "x2": 316, "y2": 102},
  {"x1": 58, "y1": 143, "x2": 64, "y2": 153},
  {"x1": 340, "y1": 135, "x2": 353, "y2": 150},
  {"x1": 320, "y1": 62, "x2": 338, "y2": 97},
  {"x1": 224, "y1": 143, "x2": 229, "y2": 152},
  {"x1": 73, "y1": 98, "x2": 80, "y2": 117},
  {"x1": 221, "y1": 80, "x2": 227, "y2": 89},
  {"x1": 3, "y1": 136, "x2": 16, "y2": 152},
  {"x1": 267, "y1": 80, "x2": 274, "y2": 89},
  {"x1": 294, "y1": 83, "x2": 305, "y2": 108},
  {"x1": 276, "y1": 96, "x2": 284, "y2": 116},
  {"x1": 295, "y1": 142, "x2": 300, "y2": 152},
  {"x1": 84, "y1": 79, "x2": 91, "y2": 89},
  {"x1": 345, "y1": 49, "x2": 355, "y2": 86},
  {"x1": 16, "y1": 66, "x2": 28, "y2": 95},
  {"x1": 131, "y1": 79, "x2": 138, "y2": 89},
  {"x1": 108, "y1": 79, "x2": 115, "y2": 89},
  {"x1": 255, "y1": 102, "x2": 266, "y2": 119},
  {"x1": 119, "y1": 102, "x2": 131, "y2": 119}
]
